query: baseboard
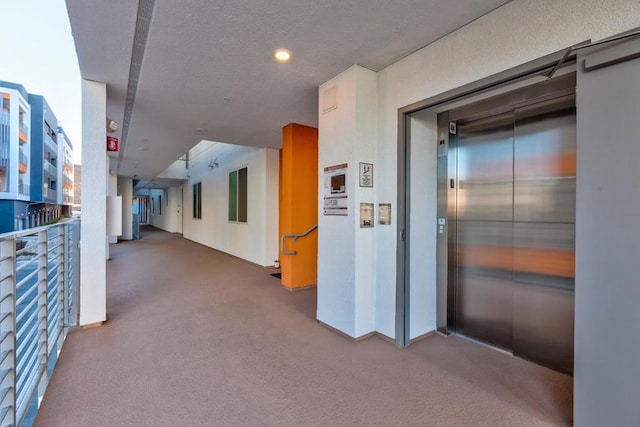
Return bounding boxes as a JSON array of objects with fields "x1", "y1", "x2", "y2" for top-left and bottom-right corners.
[
  {"x1": 318, "y1": 321, "x2": 398, "y2": 344},
  {"x1": 282, "y1": 284, "x2": 317, "y2": 292},
  {"x1": 81, "y1": 321, "x2": 104, "y2": 329},
  {"x1": 409, "y1": 330, "x2": 436, "y2": 344}
]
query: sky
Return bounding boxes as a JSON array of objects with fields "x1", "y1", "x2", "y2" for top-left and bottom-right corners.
[{"x1": 0, "y1": 0, "x2": 82, "y2": 164}]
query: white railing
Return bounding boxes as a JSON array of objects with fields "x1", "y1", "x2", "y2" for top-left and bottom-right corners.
[{"x1": 0, "y1": 219, "x2": 80, "y2": 426}]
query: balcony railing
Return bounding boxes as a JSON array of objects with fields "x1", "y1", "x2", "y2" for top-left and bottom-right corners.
[
  {"x1": 19, "y1": 123, "x2": 28, "y2": 137},
  {"x1": 0, "y1": 220, "x2": 80, "y2": 426},
  {"x1": 18, "y1": 151, "x2": 28, "y2": 172},
  {"x1": 18, "y1": 183, "x2": 29, "y2": 197},
  {"x1": 43, "y1": 188, "x2": 57, "y2": 200},
  {"x1": 0, "y1": 133, "x2": 8, "y2": 170}
]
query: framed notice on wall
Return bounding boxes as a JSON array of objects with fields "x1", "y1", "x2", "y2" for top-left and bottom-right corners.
[
  {"x1": 360, "y1": 203, "x2": 374, "y2": 228},
  {"x1": 323, "y1": 163, "x2": 348, "y2": 216},
  {"x1": 379, "y1": 203, "x2": 391, "y2": 225},
  {"x1": 359, "y1": 163, "x2": 373, "y2": 187}
]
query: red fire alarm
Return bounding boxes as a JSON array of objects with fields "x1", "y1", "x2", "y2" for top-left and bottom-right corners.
[{"x1": 107, "y1": 136, "x2": 119, "y2": 152}]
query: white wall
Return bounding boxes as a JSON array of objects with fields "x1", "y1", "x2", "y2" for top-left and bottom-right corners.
[
  {"x1": 107, "y1": 172, "x2": 117, "y2": 245},
  {"x1": 117, "y1": 177, "x2": 133, "y2": 240},
  {"x1": 157, "y1": 159, "x2": 188, "y2": 180},
  {"x1": 317, "y1": 65, "x2": 378, "y2": 338},
  {"x1": 264, "y1": 149, "x2": 279, "y2": 264},
  {"x1": 149, "y1": 186, "x2": 182, "y2": 233},
  {"x1": 182, "y1": 140, "x2": 279, "y2": 267},
  {"x1": 407, "y1": 111, "x2": 437, "y2": 339},
  {"x1": 79, "y1": 79, "x2": 106, "y2": 326}
]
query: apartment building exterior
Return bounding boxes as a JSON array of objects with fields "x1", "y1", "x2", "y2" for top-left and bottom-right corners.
[
  {"x1": 0, "y1": 81, "x2": 73, "y2": 233},
  {"x1": 57, "y1": 126, "x2": 74, "y2": 215},
  {"x1": 0, "y1": 82, "x2": 32, "y2": 231}
]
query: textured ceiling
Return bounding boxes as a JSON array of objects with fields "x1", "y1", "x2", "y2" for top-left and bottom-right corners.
[{"x1": 66, "y1": 0, "x2": 510, "y2": 179}]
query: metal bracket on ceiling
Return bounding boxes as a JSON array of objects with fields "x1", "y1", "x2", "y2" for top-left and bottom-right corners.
[{"x1": 546, "y1": 47, "x2": 573, "y2": 79}]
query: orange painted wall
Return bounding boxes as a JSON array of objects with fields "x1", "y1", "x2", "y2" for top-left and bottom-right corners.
[{"x1": 279, "y1": 123, "x2": 318, "y2": 289}]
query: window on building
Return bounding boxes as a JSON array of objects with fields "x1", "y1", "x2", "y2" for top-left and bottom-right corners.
[
  {"x1": 158, "y1": 195, "x2": 162, "y2": 215},
  {"x1": 228, "y1": 167, "x2": 247, "y2": 223},
  {"x1": 2, "y1": 94, "x2": 9, "y2": 115},
  {"x1": 193, "y1": 182, "x2": 202, "y2": 219}
]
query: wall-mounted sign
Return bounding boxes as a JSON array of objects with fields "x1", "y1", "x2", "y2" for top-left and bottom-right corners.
[
  {"x1": 324, "y1": 163, "x2": 348, "y2": 216},
  {"x1": 379, "y1": 203, "x2": 391, "y2": 225},
  {"x1": 107, "y1": 136, "x2": 119, "y2": 152},
  {"x1": 359, "y1": 162, "x2": 373, "y2": 187},
  {"x1": 360, "y1": 203, "x2": 374, "y2": 228}
]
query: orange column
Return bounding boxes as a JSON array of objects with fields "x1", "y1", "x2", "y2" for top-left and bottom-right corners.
[{"x1": 279, "y1": 123, "x2": 318, "y2": 290}]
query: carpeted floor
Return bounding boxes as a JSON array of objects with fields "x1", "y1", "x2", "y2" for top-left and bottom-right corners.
[{"x1": 35, "y1": 226, "x2": 572, "y2": 426}]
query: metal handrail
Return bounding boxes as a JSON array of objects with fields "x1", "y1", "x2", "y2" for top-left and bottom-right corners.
[
  {"x1": 0, "y1": 219, "x2": 80, "y2": 426},
  {"x1": 280, "y1": 224, "x2": 317, "y2": 255}
]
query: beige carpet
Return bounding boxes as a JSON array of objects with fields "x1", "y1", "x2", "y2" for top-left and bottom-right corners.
[{"x1": 35, "y1": 227, "x2": 572, "y2": 426}]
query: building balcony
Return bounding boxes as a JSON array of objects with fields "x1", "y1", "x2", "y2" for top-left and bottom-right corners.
[
  {"x1": 31, "y1": 227, "x2": 571, "y2": 426},
  {"x1": 44, "y1": 133, "x2": 57, "y2": 152},
  {"x1": 19, "y1": 122, "x2": 29, "y2": 144},
  {"x1": 0, "y1": 137, "x2": 8, "y2": 170},
  {"x1": 43, "y1": 187, "x2": 56, "y2": 200},
  {"x1": 43, "y1": 161, "x2": 57, "y2": 177},
  {"x1": 19, "y1": 150, "x2": 28, "y2": 174}
]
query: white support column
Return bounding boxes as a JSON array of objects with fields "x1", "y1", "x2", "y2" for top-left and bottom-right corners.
[
  {"x1": 118, "y1": 177, "x2": 133, "y2": 240},
  {"x1": 108, "y1": 172, "x2": 118, "y2": 246},
  {"x1": 317, "y1": 65, "x2": 378, "y2": 338},
  {"x1": 79, "y1": 79, "x2": 107, "y2": 326}
]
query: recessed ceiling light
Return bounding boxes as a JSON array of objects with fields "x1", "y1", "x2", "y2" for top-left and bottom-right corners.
[
  {"x1": 273, "y1": 48, "x2": 292, "y2": 63},
  {"x1": 195, "y1": 128, "x2": 207, "y2": 132}
]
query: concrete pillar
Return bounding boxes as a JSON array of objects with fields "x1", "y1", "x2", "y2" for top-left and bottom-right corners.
[
  {"x1": 108, "y1": 171, "x2": 118, "y2": 246},
  {"x1": 118, "y1": 177, "x2": 133, "y2": 240},
  {"x1": 279, "y1": 124, "x2": 318, "y2": 290},
  {"x1": 317, "y1": 65, "x2": 378, "y2": 338},
  {"x1": 79, "y1": 79, "x2": 107, "y2": 327}
]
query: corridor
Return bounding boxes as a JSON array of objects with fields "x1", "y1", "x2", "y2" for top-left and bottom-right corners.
[{"x1": 35, "y1": 227, "x2": 572, "y2": 426}]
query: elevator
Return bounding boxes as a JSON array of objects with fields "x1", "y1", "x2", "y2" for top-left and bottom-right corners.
[{"x1": 437, "y1": 74, "x2": 576, "y2": 374}]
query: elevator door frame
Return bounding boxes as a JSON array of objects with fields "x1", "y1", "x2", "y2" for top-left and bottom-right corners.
[
  {"x1": 394, "y1": 46, "x2": 581, "y2": 348},
  {"x1": 443, "y1": 81, "x2": 577, "y2": 375}
]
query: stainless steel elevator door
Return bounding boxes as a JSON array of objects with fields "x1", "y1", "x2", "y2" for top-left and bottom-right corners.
[
  {"x1": 452, "y1": 94, "x2": 576, "y2": 374},
  {"x1": 456, "y1": 112, "x2": 514, "y2": 350},
  {"x1": 512, "y1": 96, "x2": 575, "y2": 374}
]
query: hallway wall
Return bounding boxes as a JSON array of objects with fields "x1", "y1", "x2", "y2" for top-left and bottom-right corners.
[
  {"x1": 182, "y1": 140, "x2": 279, "y2": 267},
  {"x1": 149, "y1": 186, "x2": 181, "y2": 234}
]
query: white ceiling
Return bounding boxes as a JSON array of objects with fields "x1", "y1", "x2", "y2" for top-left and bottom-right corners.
[{"x1": 66, "y1": 0, "x2": 510, "y2": 180}]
